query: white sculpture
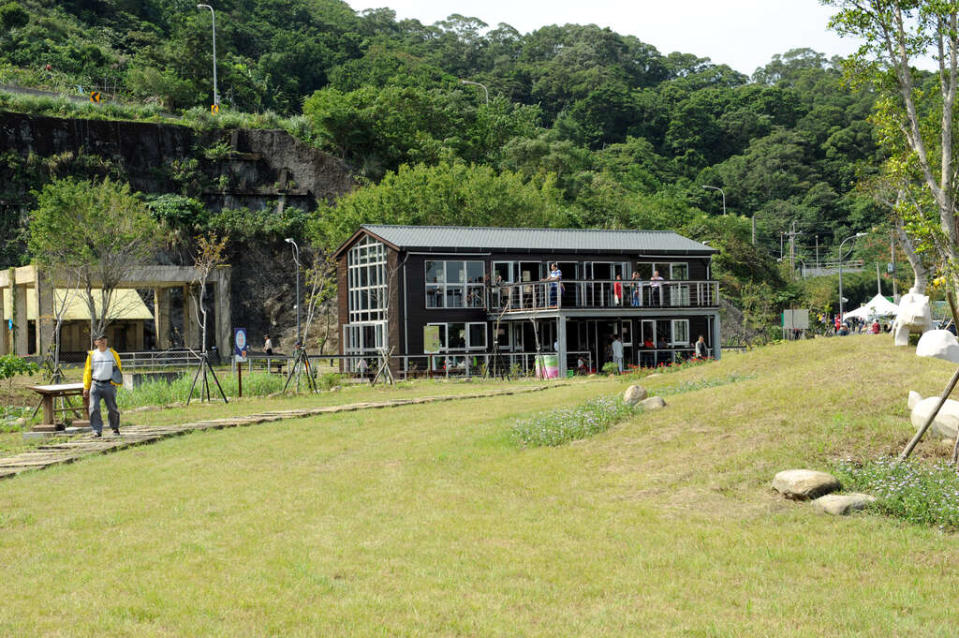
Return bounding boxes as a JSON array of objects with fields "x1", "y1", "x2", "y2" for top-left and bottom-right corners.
[
  {"x1": 908, "y1": 391, "x2": 959, "y2": 441},
  {"x1": 916, "y1": 330, "x2": 959, "y2": 363},
  {"x1": 893, "y1": 287, "x2": 933, "y2": 346}
]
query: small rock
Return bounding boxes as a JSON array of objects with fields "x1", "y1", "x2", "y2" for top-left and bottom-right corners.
[
  {"x1": 812, "y1": 493, "x2": 876, "y2": 516},
  {"x1": 623, "y1": 385, "x2": 648, "y2": 406},
  {"x1": 638, "y1": 396, "x2": 666, "y2": 410},
  {"x1": 772, "y1": 469, "x2": 841, "y2": 500},
  {"x1": 15, "y1": 417, "x2": 26, "y2": 426},
  {"x1": 645, "y1": 373, "x2": 662, "y2": 380},
  {"x1": 330, "y1": 386, "x2": 342, "y2": 392}
]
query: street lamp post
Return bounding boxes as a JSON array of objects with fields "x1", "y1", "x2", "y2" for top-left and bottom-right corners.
[
  {"x1": 701, "y1": 185, "x2": 726, "y2": 216},
  {"x1": 196, "y1": 4, "x2": 219, "y2": 107},
  {"x1": 838, "y1": 232, "x2": 867, "y2": 321},
  {"x1": 285, "y1": 238, "x2": 301, "y2": 345},
  {"x1": 459, "y1": 79, "x2": 489, "y2": 106}
]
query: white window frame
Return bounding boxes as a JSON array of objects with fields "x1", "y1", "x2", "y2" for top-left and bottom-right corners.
[
  {"x1": 425, "y1": 260, "x2": 486, "y2": 309},
  {"x1": 671, "y1": 319, "x2": 690, "y2": 346}
]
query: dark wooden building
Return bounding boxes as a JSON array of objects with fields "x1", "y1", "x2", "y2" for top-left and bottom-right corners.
[{"x1": 333, "y1": 225, "x2": 719, "y2": 376}]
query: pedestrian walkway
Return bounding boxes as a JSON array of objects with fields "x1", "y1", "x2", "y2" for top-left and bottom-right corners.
[{"x1": 0, "y1": 385, "x2": 556, "y2": 480}]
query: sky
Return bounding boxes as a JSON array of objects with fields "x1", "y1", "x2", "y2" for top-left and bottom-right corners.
[{"x1": 342, "y1": 0, "x2": 860, "y2": 76}]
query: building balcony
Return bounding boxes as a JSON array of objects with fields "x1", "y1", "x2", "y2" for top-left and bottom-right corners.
[{"x1": 488, "y1": 279, "x2": 719, "y2": 314}]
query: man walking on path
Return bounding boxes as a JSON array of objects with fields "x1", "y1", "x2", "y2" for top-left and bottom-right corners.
[{"x1": 82, "y1": 333, "x2": 123, "y2": 437}]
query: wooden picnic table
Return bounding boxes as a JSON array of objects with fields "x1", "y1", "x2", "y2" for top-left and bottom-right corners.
[{"x1": 28, "y1": 383, "x2": 89, "y2": 432}]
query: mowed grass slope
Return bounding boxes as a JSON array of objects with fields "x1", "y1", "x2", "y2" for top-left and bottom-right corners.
[{"x1": 1, "y1": 336, "x2": 958, "y2": 636}]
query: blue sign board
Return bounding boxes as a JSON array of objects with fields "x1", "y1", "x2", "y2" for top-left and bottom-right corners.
[{"x1": 234, "y1": 327, "x2": 248, "y2": 361}]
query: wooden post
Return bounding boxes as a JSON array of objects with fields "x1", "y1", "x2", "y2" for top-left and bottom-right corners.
[{"x1": 237, "y1": 360, "x2": 242, "y2": 398}]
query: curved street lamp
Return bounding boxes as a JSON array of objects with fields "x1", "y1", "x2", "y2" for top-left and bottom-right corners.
[
  {"x1": 196, "y1": 4, "x2": 219, "y2": 107},
  {"x1": 701, "y1": 185, "x2": 726, "y2": 216},
  {"x1": 459, "y1": 79, "x2": 489, "y2": 106},
  {"x1": 284, "y1": 238, "x2": 301, "y2": 345},
  {"x1": 838, "y1": 232, "x2": 867, "y2": 320}
]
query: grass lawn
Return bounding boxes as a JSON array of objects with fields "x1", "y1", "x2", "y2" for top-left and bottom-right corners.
[{"x1": 2, "y1": 336, "x2": 959, "y2": 635}]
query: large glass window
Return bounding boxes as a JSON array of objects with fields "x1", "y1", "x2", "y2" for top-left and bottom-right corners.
[
  {"x1": 425, "y1": 322, "x2": 487, "y2": 352},
  {"x1": 424, "y1": 260, "x2": 486, "y2": 309},
  {"x1": 345, "y1": 236, "x2": 388, "y2": 355}
]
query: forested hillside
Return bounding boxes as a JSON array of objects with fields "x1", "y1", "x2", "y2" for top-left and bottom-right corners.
[{"x1": 0, "y1": 0, "x2": 899, "y2": 337}]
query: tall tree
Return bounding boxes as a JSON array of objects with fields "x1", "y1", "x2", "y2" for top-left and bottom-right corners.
[
  {"x1": 825, "y1": 1, "x2": 959, "y2": 282},
  {"x1": 27, "y1": 177, "x2": 166, "y2": 343}
]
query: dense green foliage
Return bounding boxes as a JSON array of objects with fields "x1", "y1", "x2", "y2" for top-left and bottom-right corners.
[{"x1": 0, "y1": 1, "x2": 902, "y2": 327}]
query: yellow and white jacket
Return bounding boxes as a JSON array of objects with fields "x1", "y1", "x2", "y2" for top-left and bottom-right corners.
[{"x1": 82, "y1": 347, "x2": 123, "y2": 389}]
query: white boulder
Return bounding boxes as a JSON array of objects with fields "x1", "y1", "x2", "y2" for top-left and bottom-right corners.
[
  {"x1": 916, "y1": 330, "x2": 959, "y2": 363},
  {"x1": 772, "y1": 469, "x2": 841, "y2": 500},
  {"x1": 909, "y1": 392, "x2": 959, "y2": 441},
  {"x1": 893, "y1": 288, "x2": 933, "y2": 346}
]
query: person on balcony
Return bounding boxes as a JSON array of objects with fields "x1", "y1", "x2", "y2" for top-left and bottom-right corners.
[
  {"x1": 630, "y1": 271, "x2": 643, "y2": 307},
  {"x1": 613, "y1": 274, "x2": 623, "y2": 306},
  {"x1": 650, "y1": 270, "x2": 665, "y2": 306},
  {"x1": 546, "y1": 263, "x2": 562, "y2": 307}
]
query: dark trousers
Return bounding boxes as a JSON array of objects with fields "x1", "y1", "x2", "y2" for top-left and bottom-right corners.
[{"x1": 89, "y1": 380, "x2": 120, "y2": 434}]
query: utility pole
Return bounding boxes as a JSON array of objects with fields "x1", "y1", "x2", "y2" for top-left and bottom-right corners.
[
  {"x1": 815, "y1": 235, "x2": 819, "y2": 269},
  {"x1": 784, "y1": 221, "x2": 802, "y2": 278},
  {"x1": 876, "y1": 262, "x2": 882, "y2": 296}
]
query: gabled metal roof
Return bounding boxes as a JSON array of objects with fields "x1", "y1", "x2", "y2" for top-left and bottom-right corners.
[{"x1": 354, "y1": 224, "x2": 716, "y2": 255}]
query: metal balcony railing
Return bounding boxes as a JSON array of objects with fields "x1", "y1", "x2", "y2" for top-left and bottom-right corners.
[{"x1": 488, "y1": 279, "x2": 719, "y2": 313}]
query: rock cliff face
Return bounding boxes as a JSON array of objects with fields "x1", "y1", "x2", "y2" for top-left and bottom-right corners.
[
  {"x1": 0, "y1": 112, "x2": 356, "y2": 351},
  {"x1": 0, "y1": 111, "x2": 354, "y2": 212}
]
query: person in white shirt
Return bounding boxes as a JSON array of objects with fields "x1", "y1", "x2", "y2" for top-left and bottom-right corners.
[{"x1": 82, "y1": 333, "x2": 123, "y2": 437}]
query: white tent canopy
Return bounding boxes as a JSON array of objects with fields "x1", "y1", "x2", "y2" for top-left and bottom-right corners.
[{"x1": 844, "y1": 294, "x2": 899, "y2": 321}]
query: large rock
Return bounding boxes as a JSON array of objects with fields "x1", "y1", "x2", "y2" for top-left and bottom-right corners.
[
  {"x1": 916, "y1": 330, "x2": 959, "y2": 363},
  {"x1": 639, "y1": 396, "x2": 666, "y2": 410},
  {"x1": 812, "y1": 493, "x2": 876, "y2": 516},
  {"x1": 772, "y1": 469, "x2": 841, "y2": 500},
  {"x1": 623, "y1": 385, "x2": 648, "y2": 406},
  {"x1": 909, "y1": 391, "x2": 959, "y2": 441}
]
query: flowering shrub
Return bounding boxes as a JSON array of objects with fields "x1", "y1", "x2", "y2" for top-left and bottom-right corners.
[
  {"x1": 834, "y1": 457, "x2": 959, "y2": 529},
  {"x1": 511, "y1": 395, "x2": 637, "y2": 447}
]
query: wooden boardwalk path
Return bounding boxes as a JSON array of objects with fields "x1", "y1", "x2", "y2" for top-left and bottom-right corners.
[{"x1": 0, "y1": 385, "x2": 555, "y2": 481}]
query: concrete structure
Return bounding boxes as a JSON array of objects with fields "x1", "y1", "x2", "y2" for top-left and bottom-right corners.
[{"x1": 0, "y1": 265, "x2": 231, "y2": 357}]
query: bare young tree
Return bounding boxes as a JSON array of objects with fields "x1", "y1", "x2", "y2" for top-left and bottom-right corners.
[
  {"x1": 301, "y1": 252, "x2": 337, "y2": 354},
  {"x1": 189, "y1": 233, "x2": 229, "y2": 354}
]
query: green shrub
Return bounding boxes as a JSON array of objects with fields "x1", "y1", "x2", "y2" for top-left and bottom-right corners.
[
  {"x1": 0, "y1": 354, "x2": 38, "y2": 388},
  {"x1": 511, "y1": 395, "x2": 637, "y2": 447},
  {"x1": 834, "y1": 457, "x2": 959, "y2": 529},
  {"x1": 601, "y1": 362, "x2": 620, "y2": 375}
]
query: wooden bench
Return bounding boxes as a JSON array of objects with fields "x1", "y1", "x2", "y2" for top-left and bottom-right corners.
[{"x1": 28, "y1": 383, "x2": 89, "y2": 432}]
